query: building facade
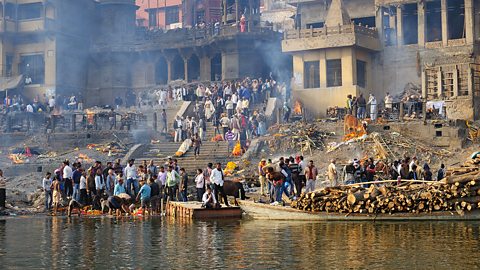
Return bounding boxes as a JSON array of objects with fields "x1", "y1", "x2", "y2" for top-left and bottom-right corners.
[
  {"x1": 284, "y1": 0, "x2": 480, "y2": 120},
  {"x1": 135, "y1": 0, "x2": 183, "y2": 29},
  {"x1": 0, "y1": 0, "x2": 284, "y2": 106},
  {"x1": 0, "y1": 0, "x2": 96, "y2": 100}
]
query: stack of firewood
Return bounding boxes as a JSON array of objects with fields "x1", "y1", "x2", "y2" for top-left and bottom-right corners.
[{"x1": 292, "y1": 157, "x2": 480, "y2": 215}]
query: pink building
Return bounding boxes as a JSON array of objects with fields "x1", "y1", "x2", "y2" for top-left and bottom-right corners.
[{"x1": 136, "y1": 0, "x2": 183, "y2": 29}]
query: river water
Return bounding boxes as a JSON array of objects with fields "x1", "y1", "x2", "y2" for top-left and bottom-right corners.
[{"x1": 0, "y1": 217, "x2": 479, "y2": 269}]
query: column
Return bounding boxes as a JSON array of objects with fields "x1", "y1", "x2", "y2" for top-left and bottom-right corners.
[
  {"x1": 437, "y1": 68, "x2": 443, "y2": 98},
  {"x1": 223, "y1": 0, "x2": 227, "y2": 24},
  {"x1": 375, "y1": 6, "x2": 385, "y2": 47},
  {"x1": 421, "y1": 71, "x2": 427, "y2": 98},
  {"x1": 235, "y1": 0, "x2": 239, "y2": 23},
  {"x1": 441, "y1": 0, "x2": 448, "y2": 46},
  {"x1": 200, "y1": 56, "x2": 212, "y2": 81},
  {"x1": 183, "y1": 57, "x2": 189, "y2": 82},
  {"x1": 167, "y1": 60, "x2": 172, "y2": 83},
  {"x1": 396, "y1": 5, "x2": 403, "y2": 47},
  {"x1": 453, "y1": 66, "x2": 459, "y2": 96},
  {"x1": 418, "y1": 0, "x2": 426, "y2": 47},
  {"x1": 319, "y1": 52, "x2": 327, "y2": 88},
  {"x1": 464, "y1": 0, "x2": 475, "y2": 44}
]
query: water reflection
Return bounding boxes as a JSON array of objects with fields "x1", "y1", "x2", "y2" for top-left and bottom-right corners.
[{"x1": 0, "y1": 217, "x2": 479, "y2": 269}]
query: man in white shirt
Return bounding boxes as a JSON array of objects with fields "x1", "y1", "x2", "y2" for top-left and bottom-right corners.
[
  {"x1": 225, "y1": 96, "x2": 234, "y2": 117},
  {"x1": 202, "y1": 186, "x2": 217, "y2": 208},
  {"x1": 124, "y1": 159, "x2": 139, "y2": 197},
  {"x1": 63, "y1": 160, "x2": 73, "y2": 198},
  {"x1": 48, "y1": 96, "x2": 56, "y2": 112},
  {"x1": 210, "y1": 163, "x2": 229, "y2": 206}
]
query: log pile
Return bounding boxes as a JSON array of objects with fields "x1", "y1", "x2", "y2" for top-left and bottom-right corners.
[{"x1": 292, "y1": 157, "x2": 480, "y2": 215}]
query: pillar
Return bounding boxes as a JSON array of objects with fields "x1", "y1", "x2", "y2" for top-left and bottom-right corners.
[
  {"x1": 453, "y1": 66, "x2": 459, "y2": 96},
  {"x1": 375, "y1": 6, "x2": 384, "y2": 47},
  {"x1": 396, "y1": 5, "x2": 403, "y2": 47},
  {"x1": 418, "y1": 0, "x2": 426, "y2": 47},
  {"x1": 319, "y1": 52, "x2": 327, "y2": 88},
  {"x1": 437, "y1": 68, "x2": 443, "y2": 98},
  {"x1": 223, "y1": 0, "x2": 227, "y2": 24},
  {"x1": 167, "y1": 60, "x2": 172, "y2": 82},
  {"x1": 200, "y1": 56, "x2": 212, "y2": 81},
  {"x1": 235, "y1": 0, "x2": 239, "y2": 23},
  {"x1": 465, "y1": 0, "x2": 475, "y2": 44},
  {"x1": 441, "y1": 0, "x2": 448, "y2": 46},
  {"x1": 183, "y1": 57, "x2": 188, "y2": 82},
  {"x1": 421, "y1": 70, "x2": 427, "y2": 98}
]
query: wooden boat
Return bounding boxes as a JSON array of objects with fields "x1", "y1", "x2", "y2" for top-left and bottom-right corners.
[
  {"x1": 166, "y1": 202, "x2": 242, "y2": 219},
  {"x1": 238, "y1": 200, "x2": 480, "y2": 221}
]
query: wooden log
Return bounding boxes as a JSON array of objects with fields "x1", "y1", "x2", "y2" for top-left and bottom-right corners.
[{"x1": 442, "y1": 171, "x2": 480, "y2": 184}]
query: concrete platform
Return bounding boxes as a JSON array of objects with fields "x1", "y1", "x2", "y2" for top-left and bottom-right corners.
[{"x1": 166, "y1": 201, "x2": 242, "y2": 219}]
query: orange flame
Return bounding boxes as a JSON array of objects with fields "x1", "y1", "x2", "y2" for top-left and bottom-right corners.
[
  {"x1": 293, "y1": 100, "x2": 302, "y2": 115},
  {"x1": 78, "y1": 153, "x2": 94, "y2": 163},
  {"x1": 8, "y1": 154, "x2": 25, "y2": 164},
  {"x1": 85, "y1": 109, "x2": 95, "y2": 124}
]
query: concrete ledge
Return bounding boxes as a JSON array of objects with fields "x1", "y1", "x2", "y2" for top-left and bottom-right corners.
[{"x1": 122, "y1": 144, "x2": 145, "y2": 163}]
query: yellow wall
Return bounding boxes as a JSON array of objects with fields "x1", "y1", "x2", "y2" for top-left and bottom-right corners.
[{"x1": 291, "y1": 46, "x2": 373, "y2": 117}]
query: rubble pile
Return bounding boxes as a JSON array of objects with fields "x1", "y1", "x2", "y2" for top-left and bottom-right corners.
[
  {"x1": 292, "y1": 157, "x2": 480, "y2": 215},
  {"x1": 266, "y1": 122, "x2": 333, "y2": 154},
  {"x1": 394, "y1": 82, "x2": 422, "y2": 102}
]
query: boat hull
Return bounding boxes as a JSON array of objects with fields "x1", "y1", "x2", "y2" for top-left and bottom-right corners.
[{"x1": 239, "y1": 200, "x2": 480, "y2": 221}]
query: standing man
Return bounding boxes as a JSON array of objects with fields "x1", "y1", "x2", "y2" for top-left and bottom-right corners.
[
  {"x1": 384, "y1": 92, "x2": 393, "y2": 115},
  {"x1": 210, "y1": 163, "x2": 229, "y2": 206},
  {"x1": 179, "y1": 168, "x2": 188, "y2": 202},
  {"x1": 124, "y1": 159, "x2": 138, "y2": 197},
  {"x1": 356, "y1": 93, "x2": 367, "y2": 119},
  {"x1": 327, "y1": 159, "x2": 338, "y2": 187},
  {"x1": 298, "y1": 156, "x2": 306, "y2": 192},
  {"x1": 42, "y1": 172, "x2": 53, "y2": 211},
  {"x1": 72, "y1": 165, "x2": 82, "y2": 202},
  {"x1": 63, "y1": 160, "x2": 73, "y2": 199},
  {"x1": 258, "y1": 159, "x2": 267, "y2": 196},
  {"x1": 304, "y1": 160, "x2": 318, "y2": 193},
  {"x1": 166, "y1": 165, "x2": 180, "y2": 201},
  {"x1": 368, "y1": 94, "x2": 378, "y2": 122},
  {"x1": 192, "y1": 133, "x2": 202, "y2": 159},
  {"x1": 174, "y1": 115, "x2": 183, "y2": 143},
  {"x1": 161, "y1": 109, "x2": 167, "y2": 133}
]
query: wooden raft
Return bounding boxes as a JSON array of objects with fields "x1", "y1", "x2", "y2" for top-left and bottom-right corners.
[{"x1": 166, "y1": 202, "x2": 242, "y2": 219}]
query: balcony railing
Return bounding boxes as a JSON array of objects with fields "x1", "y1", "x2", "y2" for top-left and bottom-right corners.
[{"x1": 284, "y1": 24, "x2": 378, "y2": 40}]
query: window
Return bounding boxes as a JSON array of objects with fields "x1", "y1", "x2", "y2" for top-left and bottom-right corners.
[
  {"x1": 356, "y1": 60, "x2": 366, "y2": 88},
  {"x1": 148, "y1": 10, "x2": 157, "y2": 28},
  {"x1": 306, "y1": 22, "x2": 324, "y2": 29},
  {"x1": 5, "y1": 55, "x2": 13, "y2": 77},
  {"x1": 19, "y1": 54, "x2": 45, "y2": 85},
  {"x1": 426, "y1": 0, "x2": 442, "y2": 42},
  {"x1": 447, "y1": 0, "x2": 465, "y2": 40},
  {"x1": 327, "y1": 59, "x2": 342, "y2": 87},
  {"x1": 303, "y1": 61, "x2": 320, "y2": 89},
  {"x1": 402, "y1": 4, "x2": 418, "y2": 45},
  {"x1": 166, "y1": 6, "x2": 179, "y2": 25},
  {"x1": 5, "y1": 3, "x2": 16, "y2": 20},
  {"x1": 352, "y1": 16, "x2": 376, "y2": 28},
  {"x1": 18, "y1": 3, "x2": 43, "y2": 20}
]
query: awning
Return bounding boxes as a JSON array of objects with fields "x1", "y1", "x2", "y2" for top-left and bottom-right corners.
[{"x1": 0, "y1": 75, "x2": 24, "y2": 92}]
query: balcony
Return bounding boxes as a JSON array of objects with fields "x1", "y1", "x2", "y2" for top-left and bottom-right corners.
[
  {"x1": 17, "y1": 18, "x2": 45, "y2": 32},
  {"x1": 282, "y1": 24, "x2": 381, "y2": 52}
]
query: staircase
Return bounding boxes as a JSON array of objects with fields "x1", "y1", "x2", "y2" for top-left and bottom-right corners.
[{"x1": 135, "y1": 104, "x2": 231, "y2": 175}]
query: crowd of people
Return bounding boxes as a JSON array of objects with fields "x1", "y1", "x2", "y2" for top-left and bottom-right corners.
[
  {"x1": 257, "y1": 154, "x2": 447, "y2": 205},
  {"x1": 40, "y1": 157, "x2": 238, "y2": 216},
  {"x1": 162, "y1": 77, "x2": 287, "y2": 153}
]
